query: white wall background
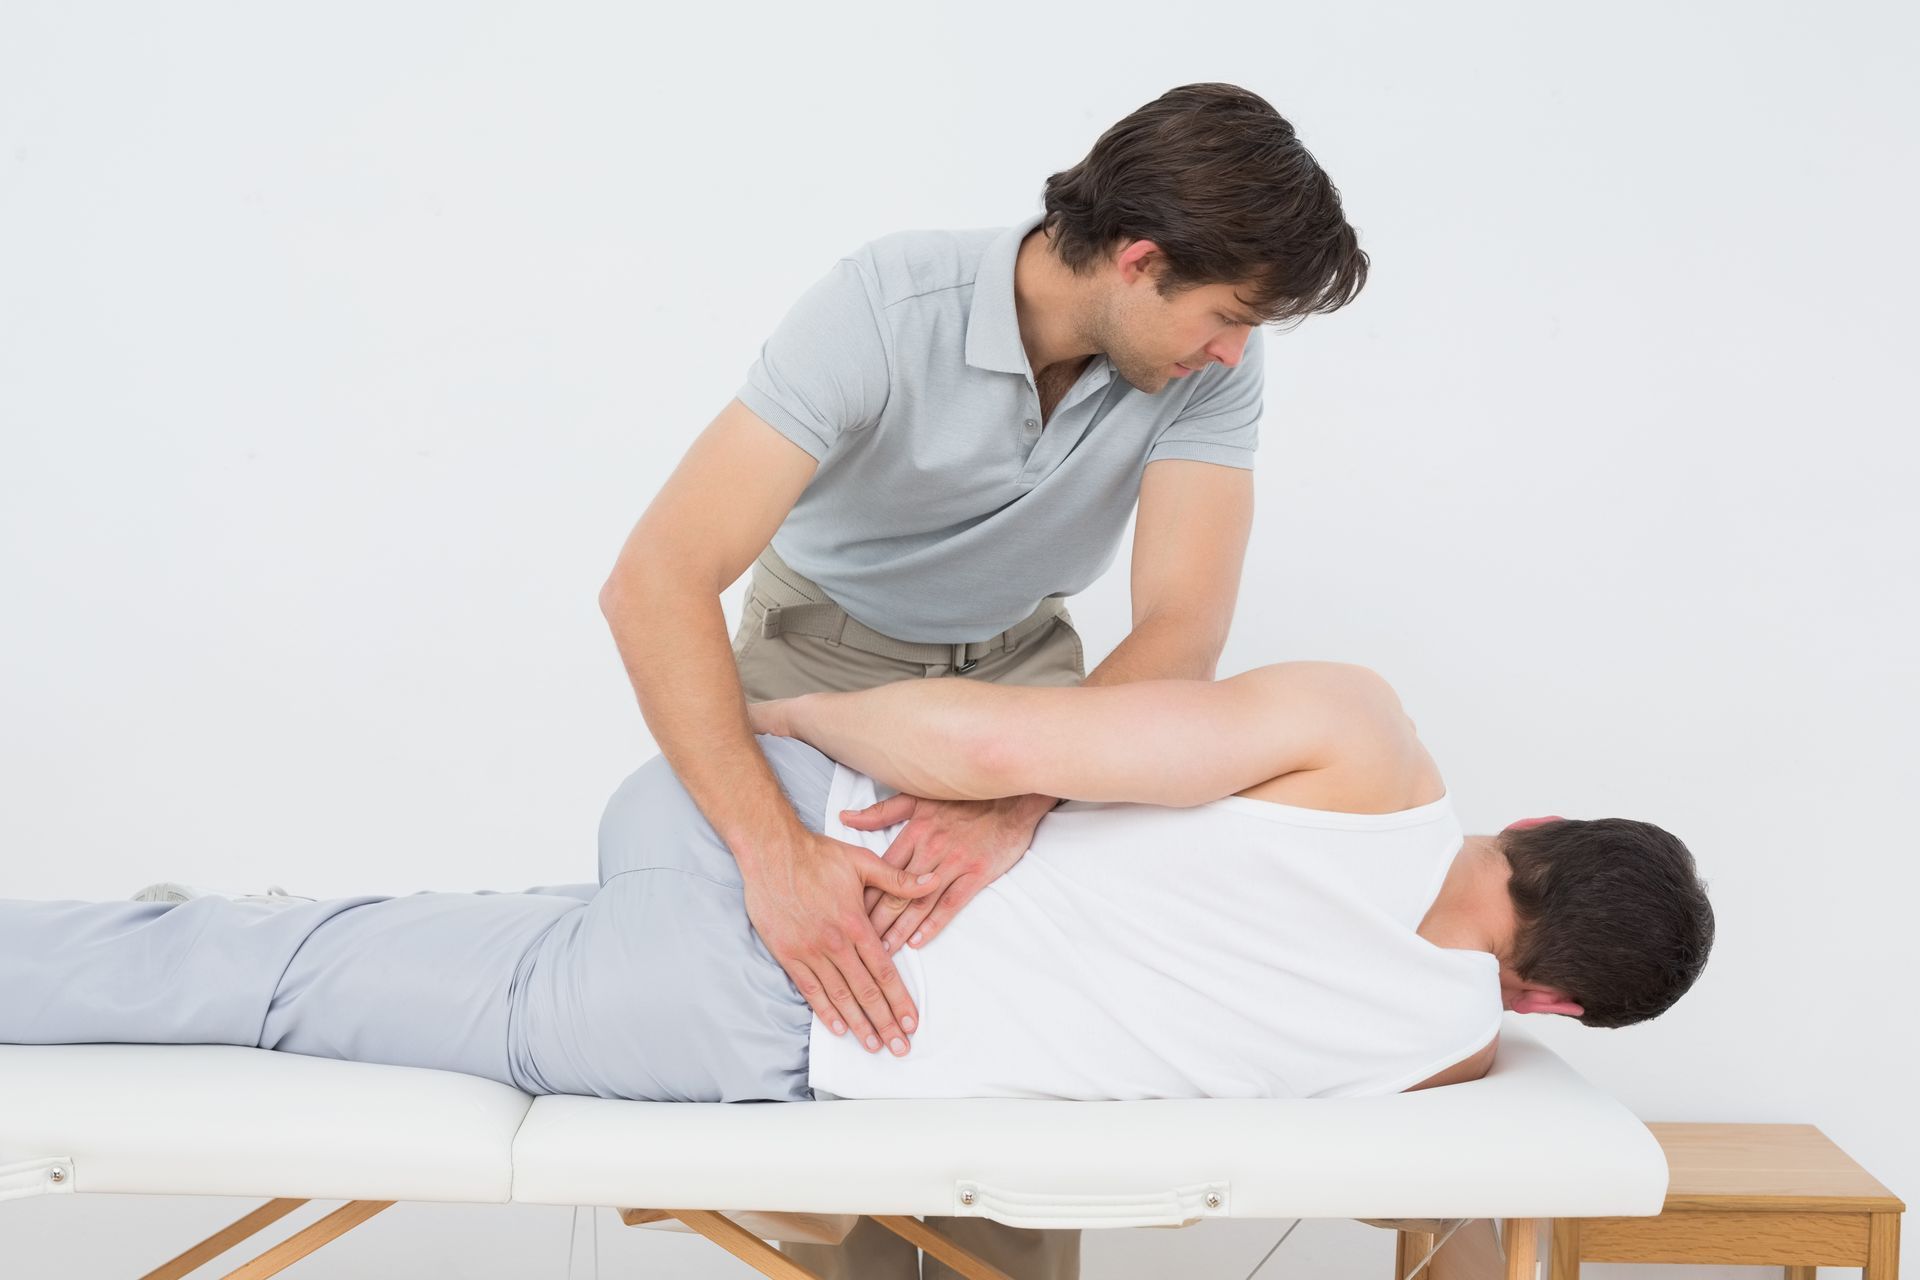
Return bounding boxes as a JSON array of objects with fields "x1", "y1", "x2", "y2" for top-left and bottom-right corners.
[{"x1": 3, "y1": 2, "x2": 1914, "y2": 1276}]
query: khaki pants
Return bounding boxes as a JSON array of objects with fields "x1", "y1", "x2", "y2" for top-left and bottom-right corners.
[
  {"x1": 732, "y1": 545, "x2": 1086, "y2": 698},
  {"x1": 733, "y1": 544, "x2": 1083, "y2": 1280}
]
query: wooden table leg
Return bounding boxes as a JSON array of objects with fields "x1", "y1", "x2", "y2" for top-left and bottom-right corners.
[
  {"x1": 140, "y1": 1199, "x2": 310, "y2": 1280},
  {"x1": 1502, "y1": 1218, "x2": 1543, "y2": 1280},
  {"x1": 1397, "y1": 1229, "x2": 1437, "y2": 1278},
  {"x1": 217, "y1": 1201, "x2": 392, "y2": 1280},
  {"x1": 663, "y1": 1210, "x2": 825, "y2": 1280},
  {"x1": 1548, "y1": 1220, "x2": 1581, "y2": 1279},
  {"x1": 1868, "y1": 1212, "x2": 1901, "y2": 1280},
  {"x1": 871, "y1": 1215, "x2": 1016, "y2": 1280}
]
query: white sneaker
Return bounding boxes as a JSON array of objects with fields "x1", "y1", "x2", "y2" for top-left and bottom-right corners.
[{"x1": 130, "y1": 882, "x2": 315, "y2": 906}]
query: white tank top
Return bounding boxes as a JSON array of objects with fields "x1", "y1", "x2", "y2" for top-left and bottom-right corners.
[{"x1": 807, "y1": 764, "x2": 1503, "y2": 1100}]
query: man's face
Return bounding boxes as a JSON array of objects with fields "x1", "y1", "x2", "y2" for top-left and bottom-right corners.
[{"x1": 1097, "y1": 271, "x2": 1262, "y2": 395}]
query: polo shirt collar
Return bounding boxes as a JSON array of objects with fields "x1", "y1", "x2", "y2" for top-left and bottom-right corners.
[{"x1": 964, "y1": 210, "x2": 1048, "y2": 377}]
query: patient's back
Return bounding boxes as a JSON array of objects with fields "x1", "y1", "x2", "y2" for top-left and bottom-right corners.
[{"x1": 809, "y1": 765, "x2": 1502, "y2": 1101}]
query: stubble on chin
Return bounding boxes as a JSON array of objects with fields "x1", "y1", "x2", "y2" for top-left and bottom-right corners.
[{"x1": 1116, "y1": 363, "x2": 1171, "y2": 395}]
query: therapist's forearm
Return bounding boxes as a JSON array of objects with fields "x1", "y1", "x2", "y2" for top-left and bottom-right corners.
[
  {"x1": 599, "y1": 557, "x2": 809, "y2": 867},
  {"x1": 1081, "y1": 608, "x2": 1227, "y2": 687}
]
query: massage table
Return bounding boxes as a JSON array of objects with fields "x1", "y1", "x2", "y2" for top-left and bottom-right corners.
[{"x1": 0, "y1": 1017, "x2": 1666, "y2": 1279}]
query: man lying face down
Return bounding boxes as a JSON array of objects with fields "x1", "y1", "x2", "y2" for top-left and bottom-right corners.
[{"x1": 0, "y1": 662, "x2": 1714, "y2": 1103}]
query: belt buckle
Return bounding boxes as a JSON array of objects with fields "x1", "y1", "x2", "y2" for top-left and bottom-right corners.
[{"x1": 951, "y1": 642, "x2": 978, "y2": 674}]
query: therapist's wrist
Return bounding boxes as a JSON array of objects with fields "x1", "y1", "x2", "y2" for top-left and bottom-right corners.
[
  {"x1": 709, "y1": 767, "x2": 817, "y2": 877},
  {"x1": 729, "y1": 820, "x2": 815, "y2": 883}
]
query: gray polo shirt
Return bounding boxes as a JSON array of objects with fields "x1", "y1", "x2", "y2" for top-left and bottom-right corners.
[{"x1": 736, "y1": 209, "x2": 1264, "y2": 643}]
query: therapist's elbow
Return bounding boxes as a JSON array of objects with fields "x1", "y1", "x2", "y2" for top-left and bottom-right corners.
[
  {"x1": 599, "y1": 569, "x2": 666, "y2": 635},
  {"x1": 597, "y1": 573, "x2": 623, "y2": 618},
  {"x1": 599, "y1": 544, "x2": 691, "y2": 617},
  {"x1": 598, "y1": 569, "x2": 643, "y2": 622}
]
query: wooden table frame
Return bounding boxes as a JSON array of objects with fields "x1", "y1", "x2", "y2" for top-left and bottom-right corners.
[
  {"x1": 136, "y1": 1198, "x2": 1569, "y2": 1280},
  {"x1": 132, "y1": 1124, "x2": 1906, "y2": 1280},
  {"x1": 133, "y1": 1199, "x2": 1024, "y2": 1280},
  {"x1": 1544, "y1": 1123, "x2": 1904, "y2": 1279},
  {"x1": 1389, "y1": 1123, "x2": 1906, "y2": 1280},
  {"x1": 1394, "y1": 1219, "x2": 1543, "y2": 1280}
]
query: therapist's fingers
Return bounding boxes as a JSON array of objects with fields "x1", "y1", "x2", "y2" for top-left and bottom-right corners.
[
  {"x1": 834, "y1": 856, "x2": 935, "y2": 1049},
  {"x1": 873, "y1": 847, "x2": 948, "y2": 949},
  {"x1": 860, "y1": 834, "x2": 915, "y2": 913},
  {"x1": 857, "y1": 806, "x2": 921, "y2": 915},
  {"x1": 881, "y1": 887, "x2": 942, "y2": 955},
  {"x1": 903, "y1": 872, "x2": 983, "y2": 950},
  {"x1": 778, "y1": 958, "x2": 848, "y2": 1040},
  {"x1": 839, "y1": 794, "x2": 916, "y2": 829},
  {"x1": 749, "y1": 834, "x2": 928, "y2": 1051},
  {"x1": 850, "y1": 927, "x2": 919, "y2": 1050},
  {"x1": 883, "y1": 874, "x2": 953, "y2": 953},
  {"x1": 867, "y1": 825, "x2": 937, "y2": 945},
  {"x1": 828, "y1": 929, "x2": 915, "y2": 1055},
  {"x1": 813, "y1": 954, "x2": 883, "y2": 1052}
]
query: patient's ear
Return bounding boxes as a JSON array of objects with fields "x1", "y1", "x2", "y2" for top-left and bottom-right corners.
[
  {"x1": 1498, "y1": 966, "x2": 1585, "y2": 1018},
  {"x1": 1511, "y1": 989, "x2": 1585, "y2": 1018}
]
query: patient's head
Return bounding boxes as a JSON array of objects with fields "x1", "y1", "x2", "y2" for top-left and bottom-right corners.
[{"x1": 1498, "y1": 817, "x2": 1714, "y2": 1029}]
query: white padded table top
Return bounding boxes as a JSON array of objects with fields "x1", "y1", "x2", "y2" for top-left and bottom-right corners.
[
  {"x1": 0, "y1": 1044, "x2": 531, "y2": 1204},
  {"x1": 510, "y1": 1022, "x2": 1667, "y2": 1224},
  {"x1": 0, "y1": 1019, "x2": 1668, "y2": 1224}
]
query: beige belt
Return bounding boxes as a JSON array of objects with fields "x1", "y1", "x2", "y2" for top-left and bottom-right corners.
[{"x1": 754, "y1": 545, "x2": 1067, "y2": 673}]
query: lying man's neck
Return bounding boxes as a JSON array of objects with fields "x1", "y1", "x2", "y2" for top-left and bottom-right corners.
[{"x1": 1416, "y1": 836, "x2": 1512, "y2": 957}]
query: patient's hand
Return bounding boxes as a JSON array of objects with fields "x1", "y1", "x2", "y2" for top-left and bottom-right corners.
[{"x1": 848, "y1": 791, "x2": 1060, "y2": 953}]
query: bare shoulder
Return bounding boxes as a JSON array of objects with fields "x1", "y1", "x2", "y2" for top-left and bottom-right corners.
[
  {"x1": 1403, "y1": 1035, "x2": 1500, "y2": 1092},
  {"x1": 1229, "y1": 663, "x2": 1445, "y2": 813}
]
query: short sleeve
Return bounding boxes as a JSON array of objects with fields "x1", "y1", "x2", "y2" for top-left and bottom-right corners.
[
  {"x1": 1145, "y1": 325, "x2": 1265, "y2": 469},
  {"x1": 735, "y1": 257, "x2": 891, "y2": 461}
]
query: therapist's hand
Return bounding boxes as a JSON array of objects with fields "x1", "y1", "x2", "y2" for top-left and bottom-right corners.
[
  {"x1": 848, "y1": 791, "x2": 1060, "y2": 953},
  {"x1": 740, "y1": 828, "x2": 938, "y2": 1057}
]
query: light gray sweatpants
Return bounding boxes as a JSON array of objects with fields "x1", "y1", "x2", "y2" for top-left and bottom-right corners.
[{"x1": 0, "y1": 735, "x2": 834, "y2": 1103}]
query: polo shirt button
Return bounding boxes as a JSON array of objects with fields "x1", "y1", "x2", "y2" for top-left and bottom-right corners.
[{"x1": 1023, "y1": 419, "x2": 1038, "y2": 429}]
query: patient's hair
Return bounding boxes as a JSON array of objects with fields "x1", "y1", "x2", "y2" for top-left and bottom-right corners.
[
  {"x1": 1040, "y1": 82, "x2": 1368, "y2": 327},
  {"x1": 1499, "y1": 818, "x2": 1715, "y2": 1029}
]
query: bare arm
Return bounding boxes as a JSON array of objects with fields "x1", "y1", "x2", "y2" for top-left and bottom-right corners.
[
  {"x1": 600, "y1": 398, "x2": 820, "y2": 860},
  {"x1": 827, "y1": 487, "x2": 1253, "y2": 862},
  {"x1": 771, "y1": 660, "x2": 1408, "y2": 808},
  {"x1": 1080, "y1": 458, "x2": 1254, "y2": 687},
  {"x1": 805, "y1": 461, "x2": 1256, "y2": 957},
  {"x1": 602, "y1": 398, "x2": 933, "y2": 1054}
]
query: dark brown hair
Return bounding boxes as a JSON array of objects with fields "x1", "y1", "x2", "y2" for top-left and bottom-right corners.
[
  {"x1": 1500, "y1": 818, "x2": 1715, "y2": 1029},
  {"x1": 1041, "y1": 82, "x2": 1368, "y2": 326}
]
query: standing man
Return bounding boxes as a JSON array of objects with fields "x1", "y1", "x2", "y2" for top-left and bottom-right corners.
[{"x1": 599, "y1": 82, "x2": 1367, "y2": 1280}]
